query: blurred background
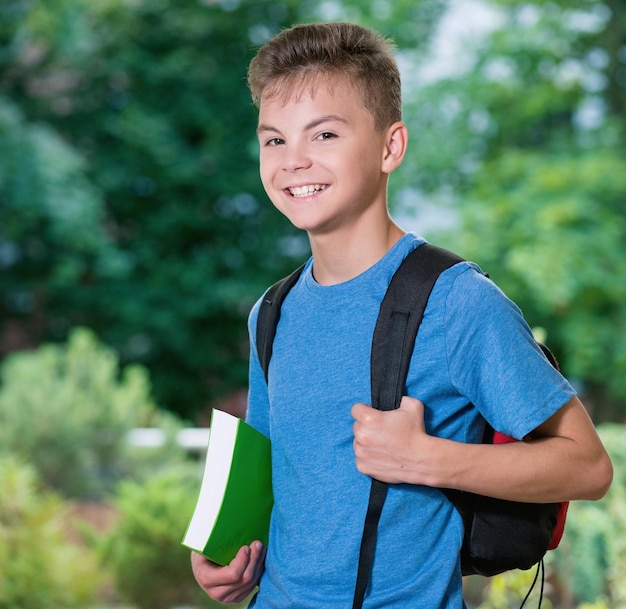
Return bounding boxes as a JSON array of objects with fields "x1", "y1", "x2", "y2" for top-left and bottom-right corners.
[{"x1": 0, "y1": 0, "x2": 624, "y2": 607}]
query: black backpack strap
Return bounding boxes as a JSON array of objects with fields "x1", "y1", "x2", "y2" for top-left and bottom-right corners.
[
  {"x1": 352, "y1": 243, "x2": 463, "y2": 609},
  {"x1": 255, "y1": 263, "x2": 306, "y2": 382},
  {"x1": 370, "y1": 244, "x2": 464, "y2": 413}
]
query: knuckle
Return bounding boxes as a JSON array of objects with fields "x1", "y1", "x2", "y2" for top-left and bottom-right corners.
[
  {"x1": 240, "y1": 569, "x2": 255, "y2": 586},
  {"x1": 360, "y1": 409, "x2": 375, "y2": 425},
  {"x1": 208, "y1": 588, "x2": 231, "y2": 603}
]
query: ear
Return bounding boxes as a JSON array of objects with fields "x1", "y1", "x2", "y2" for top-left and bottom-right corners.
[{"x1": 381, "y1": 121, "x2": 408, "y2": 174}]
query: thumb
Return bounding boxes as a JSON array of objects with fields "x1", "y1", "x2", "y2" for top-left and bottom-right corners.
[
  {"x1": 399, "y1": 395, "x2": 424, "y2": 415},
  {"x1": 351, "y1": 401, "x2": 374, "y2": 420}
]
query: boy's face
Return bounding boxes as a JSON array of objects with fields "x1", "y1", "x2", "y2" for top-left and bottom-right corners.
[{"x1": 256, "y1": 75, "x2": 393, "y2": 237}]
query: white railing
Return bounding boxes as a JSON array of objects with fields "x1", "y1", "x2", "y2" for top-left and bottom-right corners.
[{"x1": 127, "y1": 428, "x2": 210, "y2": 451}]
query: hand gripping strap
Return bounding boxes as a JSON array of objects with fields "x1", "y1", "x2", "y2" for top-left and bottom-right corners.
[{"x1": 352, "y1": 244, "x2": 463, "y2": 609}]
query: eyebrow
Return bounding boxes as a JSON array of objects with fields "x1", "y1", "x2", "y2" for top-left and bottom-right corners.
[{"x1": 257, "y1": 114, "x2": 349, "y2": 136}]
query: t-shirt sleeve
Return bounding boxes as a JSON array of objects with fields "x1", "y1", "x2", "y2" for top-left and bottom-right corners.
[
  {"x1": 442, "y1": 265, "x2": 576, "y2": 439},
  {"x1": 246, "y1": 296, "x2": 271, "y2": 438}
]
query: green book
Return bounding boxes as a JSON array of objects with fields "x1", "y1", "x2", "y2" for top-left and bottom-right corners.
[{"x1": 182, "y1": 408, "x2": 273, "y2": 566}]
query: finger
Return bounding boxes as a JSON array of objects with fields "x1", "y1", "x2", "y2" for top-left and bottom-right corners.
[
  {"x1": 191, "y1": 546, "x2": 253, "y2": 601},
  {"x1": 190, "y1": 551, "x2": 226, "y2": 587},
  {"x1": 221, "y1": 543, "x2": 265, "y2": 604},
  {"x1": 399, "y1": 395, "x2": 424, "y2": 414},
  {"x1": 350, "y1": 402, "x2": 371, "y2": 420},
  {"x1": 241, "y1": 540, "x2": 265, "y2": 582},
  {"x1": 228, "y1": 546, "x2": 252, "y2": 583}
]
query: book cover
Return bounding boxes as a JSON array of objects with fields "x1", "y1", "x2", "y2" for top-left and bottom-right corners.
[{"x1": 182, "y1": 408, "x2": 273, "y2": 566}]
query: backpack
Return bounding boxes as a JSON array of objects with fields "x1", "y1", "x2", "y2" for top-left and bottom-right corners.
[{"x1": 255, "y1": 243, "x2": 569, "y2": 608}]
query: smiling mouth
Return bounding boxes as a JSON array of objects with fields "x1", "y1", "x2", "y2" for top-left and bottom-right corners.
[{"x1": 288, "y1": 184, "x2": 328, "y2": 198}]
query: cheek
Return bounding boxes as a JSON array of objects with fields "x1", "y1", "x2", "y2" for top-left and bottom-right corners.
[
  {"x1": 258, "y1": 163, "x2": 273, "y2": 191},
  {"x1": 259, "y1": 154, "x2": 277, "y2": 185},
  {"x1": 258, "y1": 164, "x2": 284, "y2": 209}
]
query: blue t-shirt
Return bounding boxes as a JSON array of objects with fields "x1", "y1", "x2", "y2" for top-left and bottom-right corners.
[{"x1": 246, "y1": 233, "x2": 575, "y2": 609}]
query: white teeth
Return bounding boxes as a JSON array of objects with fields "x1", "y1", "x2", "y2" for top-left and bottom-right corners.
[{"x1": 289, "y1": 184, "x2": 326, "y2": 197}]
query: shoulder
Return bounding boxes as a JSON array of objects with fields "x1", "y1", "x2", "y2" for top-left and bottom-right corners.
[
  {"x1": 435, "y1": 259, "x2": 524, "y2": 324},
  {"x1": 247, "y1": 294, "x2": 263, "y2": 342},
  {"x1": 247, "y1": 257, "x2": 314, "y2": 343},
  {"x1": 427, "y1": 257, "x2": 537, "y2": 369}
]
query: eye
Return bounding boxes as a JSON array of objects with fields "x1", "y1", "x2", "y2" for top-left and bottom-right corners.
[
  {"x1": 316, "y1": 132, "x2": 337, "y2": 141},
  {"x1": 264, "y1": 137, "x2": 285, "y2": 146}
]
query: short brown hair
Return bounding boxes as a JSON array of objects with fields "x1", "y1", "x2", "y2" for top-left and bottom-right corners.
[{"x1": 247, "y1": 22, "x2": 402, "y2": 131}]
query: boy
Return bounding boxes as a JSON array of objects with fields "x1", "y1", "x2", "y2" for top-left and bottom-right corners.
[{"x1": 192, "y1": 22, "x2": 612, "y2": 608}]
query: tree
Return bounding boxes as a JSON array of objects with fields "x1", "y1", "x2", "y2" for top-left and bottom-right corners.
[
  {"x1": 400, "y1": 0, "x2": 626, "y2": 418},
  {"x1": 0, "y1": 97, "x2": 127, "y2": 347},
  {"x1": 0, "y1": 456, "x2": 101, "y2": 608},
  {"x1": 0, "y1": 327, "x2": 189, "y2": 498},
  {"x1": 0, "y1": 0, "x2": 443, "y2": 419}
]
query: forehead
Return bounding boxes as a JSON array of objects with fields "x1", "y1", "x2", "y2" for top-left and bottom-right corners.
[{"x1": 259, "y1": 72, "x2": 363, "y2": 113}]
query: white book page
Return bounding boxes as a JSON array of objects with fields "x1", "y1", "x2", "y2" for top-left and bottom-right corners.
[{"x1": 183, "y1": 409, "x2": 238, "y2": 547}]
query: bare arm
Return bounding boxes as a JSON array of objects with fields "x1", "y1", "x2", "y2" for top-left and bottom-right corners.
[
  {"x1": 352, "y1": 395, "x2": 613, "y2": 503},
  {"x1": 191, "y1": 541, "x2": 266, "y2": 604}
]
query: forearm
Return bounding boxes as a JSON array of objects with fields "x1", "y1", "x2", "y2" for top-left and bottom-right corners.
[
  {"x1": 409, "y1": 398, "x2": 612, "y2": 503},
  {"x1": 420, "y1": 435, "x2": 603, "y2": 503},
  {"x1": 353, "y1": 396, "x2": 612, "y2": 503}
]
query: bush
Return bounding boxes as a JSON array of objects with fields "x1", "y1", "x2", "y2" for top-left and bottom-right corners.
[
  {"x1": 550, "y1": 424, "x2": 626, "y2": 607},
  {"x1": 0, "y1": 327, "x2": 190, "y2": 498},
  {"x1": 102, "y1": 469, "x2": 218, "y2": 609},
  {"x1": 102, "y1": 469, "x2": 256, "y2": 609},
  {"x1": 475, "y1": 565, "x2": 550, "y2": 609},
  {"x1": 478, "y1": 423, "x2": 626, "y2": 609},
  {"x1": 0, "y1": 456, "x2": 101, "y2": 609},
  {"x1": 553, "y1": 501, "x2": 613, "y2": 604}
]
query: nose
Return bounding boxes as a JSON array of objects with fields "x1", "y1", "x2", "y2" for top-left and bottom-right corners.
[{"x1": 283, "y1": 143, "x2": 312, "y2": 172}]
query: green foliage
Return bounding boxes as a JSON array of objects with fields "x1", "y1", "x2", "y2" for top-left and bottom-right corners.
[
  {"x1": 403, "y1": 0, "x2": 626, "y2": 418},
  {"x1": 2, "y1": 0, "x2": 623, "y2": 424},
  {"x1": 0, "y1": 94, "x2": 129, "y2": 347},
  {"x1": 479, "y1": 423, "x2": 626, "y2": 608},
  {"x1": 0, "y1": 326, "x2": 189, "y2": 498},
  {"x1": 102, "y1": 469, "x2": 216, "y2": 609},
  {"x1": 0, "y1": 456, "x2": 101, "y2": 609},
  {"x1": 0, "y1": 96, "x2": 123, "y2": 269},
  {"x1": 457, "y1": 149, "x2": 626, "y2": 413},
  {"x1": 0, "y1": 0, "x2": 440, "y2": 420},
  {"x1": 475, "y1": 567, "x2": 546, "y2": 609},
  {"x1": 588, "y1": 425, "x2": 626, "y2": 608},
  {"x1": 554, "y1": 502, "x2": 612, "y2": 603},
  {"x1": 576, "y1": 602, "x2": 611, "y2": 609},
  {"x1": 103, "y1": 468, "x2": 255, "y2": 608},
  {"x1": 551, "y1": 426, "x2": 626, "y2": 604}
]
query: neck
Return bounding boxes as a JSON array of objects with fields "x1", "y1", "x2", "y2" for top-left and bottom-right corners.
[{"x1": 309, "y1": 215, "x2": 405, "y2": 285}]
